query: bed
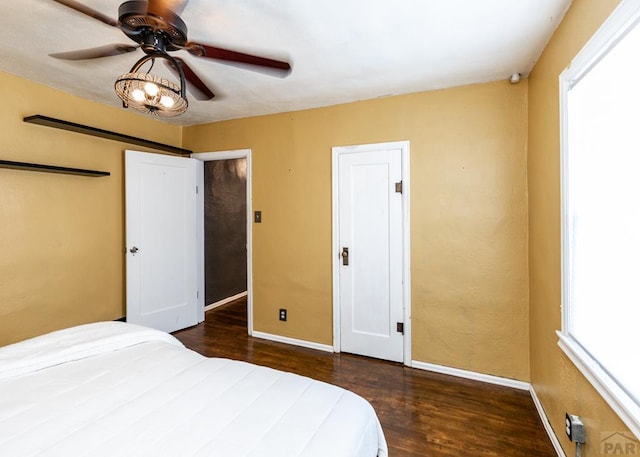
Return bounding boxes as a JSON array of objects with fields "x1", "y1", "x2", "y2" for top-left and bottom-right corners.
[{"x1": 0, "y1": 322, "x2": 388, "y2": 456}]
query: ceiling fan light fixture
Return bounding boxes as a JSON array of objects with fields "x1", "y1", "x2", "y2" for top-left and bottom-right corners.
[
  {"x1": 115, "y1": 71, "x2": 187, "y2": 116},
  {"x1": 114, "y1": 53, "x2": 188, "y2": 117}
]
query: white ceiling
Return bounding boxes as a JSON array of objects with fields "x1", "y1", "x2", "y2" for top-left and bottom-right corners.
[{"x1": 0, "y1": 0, "x2": 572, "y2": 127}]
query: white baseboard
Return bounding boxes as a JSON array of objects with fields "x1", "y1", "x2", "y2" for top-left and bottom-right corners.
[
  {"x1": 204, "y1": 291, "x2": 248, "y2": 312},
  {"x1": 530, "y1": 385, "x2": 567, "y2": 457},
  {"x1": 411, "y1": 360, "x2": 531, "y2": 391},
  {"x1": 251, "y1": 331, "x2": 334, "y2": 353}
]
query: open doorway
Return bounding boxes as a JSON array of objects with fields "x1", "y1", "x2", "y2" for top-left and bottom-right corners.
[
  {"x1": 204, "y1": 158, "x2": 247, "y2": 307},
  {"x1": 194, "y1": 150, "x2": 253, "y2": 335}
]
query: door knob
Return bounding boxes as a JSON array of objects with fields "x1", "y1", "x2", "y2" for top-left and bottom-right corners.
[
  {"x1": 341, "y1": 247, "x2": 349, "y2": 266},
  {"x1": 129, "y1": 246, "x2": 139, "y2": 254}
]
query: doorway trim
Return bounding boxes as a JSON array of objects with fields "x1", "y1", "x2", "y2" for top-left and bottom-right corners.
[
  {"x1": 192, "y1": 149, "x2": 254, "y2": 336},
  {"x1": 331, "y1": 140, "x2": 411, "y2": 366}
]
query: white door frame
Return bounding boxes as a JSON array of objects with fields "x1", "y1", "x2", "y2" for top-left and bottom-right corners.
[
  {"x1": 192, "y1": 149, "x2": 254, "y2": 336},
  {"x1": 331, "y1": 140, "x2": 411, "y2": 366}
]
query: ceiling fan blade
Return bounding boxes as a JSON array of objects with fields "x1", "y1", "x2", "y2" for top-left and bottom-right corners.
[
  {"x1": 147, "y1": 0, "x2": 190, "y2": 18},
  {"x1": 52, "y1": 0, "x2": 119, "y2": 27},
  {"x1": 49, "y1": 44, "x2": 139, "y2": 60},
  {"x1": 166, "y1": 58, "x2": 215, "y2": 101},
  {"x1": 185, "y1": 43, "x2": 291, "y2": 76}
]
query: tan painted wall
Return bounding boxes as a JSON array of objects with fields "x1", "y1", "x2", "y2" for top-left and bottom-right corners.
[
  {"x1": 0, "y1": 71, "x2": 182, "y2": 346},
  {"x1": 528, "y1": 0, "x2": 633, "y2": 454},
  {"x1": 185, "y1": 80, "x2": 530, "y2": 380}
]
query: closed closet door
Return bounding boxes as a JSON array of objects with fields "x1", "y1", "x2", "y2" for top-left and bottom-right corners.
[{"x1": 334, "y1": 143, "x2": 407, "y2": 363}]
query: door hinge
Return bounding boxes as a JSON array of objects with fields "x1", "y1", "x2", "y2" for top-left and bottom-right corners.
[
  {"x1": 396, "y1": 322, "x2": 404, "y2": 334},
  {"x1": 395, "y1": 181, "x2": 403, "y2": 194},
  {"x1": 196, "y1": 185, "x2": 199, "y2": 194}
]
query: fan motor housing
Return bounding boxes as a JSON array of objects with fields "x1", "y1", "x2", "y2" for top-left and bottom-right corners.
[{"x1": 118, "y1": 0, "x2": 188, "y2": 51}]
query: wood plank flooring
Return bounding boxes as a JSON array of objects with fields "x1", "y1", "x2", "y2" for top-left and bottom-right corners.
[{"x1": 174, "y1": 298, "x2": 556, "y2": 457}]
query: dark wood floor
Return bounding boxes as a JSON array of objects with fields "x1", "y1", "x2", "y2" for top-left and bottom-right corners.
[{"x1": 174, "y1": 298, "x2": 556, "y2": 457}]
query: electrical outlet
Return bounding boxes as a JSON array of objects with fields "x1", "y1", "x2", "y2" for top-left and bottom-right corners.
[
  {"x1": 279, "y1": 308, "x2": 287, "y2": 322},
  {"x1": 565, "y1": 413, "x2": 585, "y2": 443}
]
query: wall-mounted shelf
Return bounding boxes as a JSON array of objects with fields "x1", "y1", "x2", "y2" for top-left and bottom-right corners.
[
  {"x1": 0, "y1": 159, "x2": 110, "y2": 177},
  {"x1": 24, "y1": 115, "x2": 192, "y2": 156}
]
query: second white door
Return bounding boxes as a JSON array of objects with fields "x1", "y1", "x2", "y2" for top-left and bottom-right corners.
[{"x1": 335, "y1": 143, "x2": 406, "y2": 363}]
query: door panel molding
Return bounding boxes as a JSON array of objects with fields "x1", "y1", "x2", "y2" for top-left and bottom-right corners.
[{"x1": 331, "y1": 141, "x2": 411, "y2": 365}]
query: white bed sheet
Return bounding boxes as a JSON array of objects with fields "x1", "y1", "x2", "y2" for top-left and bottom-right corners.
[{"x1": 0, "y1": 322, "x2": 388, "y2": 457}]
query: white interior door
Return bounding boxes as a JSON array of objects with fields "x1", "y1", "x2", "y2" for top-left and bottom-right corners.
[
  {"x1": 334, "y1": 143, "x2": 408, "y2": 363},
  {"x1": 126, "y1": 150, "x2": 201, "y2": 333}
]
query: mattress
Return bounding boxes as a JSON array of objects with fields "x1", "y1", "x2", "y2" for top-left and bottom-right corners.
[{"x1": 0, "y1": 322, "x2": 388, "y2": 457}]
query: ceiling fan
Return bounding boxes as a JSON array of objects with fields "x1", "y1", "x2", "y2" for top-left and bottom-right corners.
[{"x1": 50, "y1": 0, "x2": 292, "y2": 116}]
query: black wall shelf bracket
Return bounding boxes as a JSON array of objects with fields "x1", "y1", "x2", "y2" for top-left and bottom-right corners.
[
  {"x1": 23, "y1": 115, "x2": 192, "y2": 156},
  {"x1": 0, "y1": 159, "x2": 110, "y2": 177}
]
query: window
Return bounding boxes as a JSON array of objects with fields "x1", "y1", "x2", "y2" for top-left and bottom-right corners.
[{"x1": 559, "y1": 0, "x2": 640, "y2": 438}]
